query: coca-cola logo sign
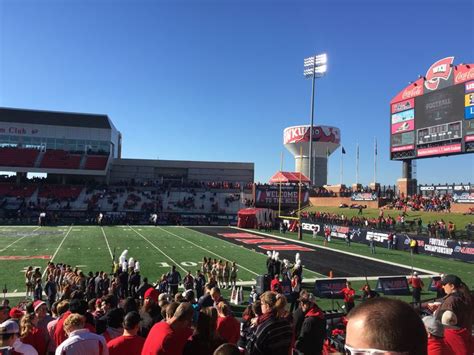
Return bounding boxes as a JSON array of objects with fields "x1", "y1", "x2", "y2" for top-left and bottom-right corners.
[
  {"x1": 455, "y1": 67, "x2": 474, "y2": 85},
  {"x1": 424, "y1": 57, "x2": 454, "y2": 91}
]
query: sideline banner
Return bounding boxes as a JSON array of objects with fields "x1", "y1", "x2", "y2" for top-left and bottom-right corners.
[
  {"x1": 351, "y1": 192, "x2": 377, "y2": 201},
  {"x1": 300, "y1": 219, "x2": 474, "y2": 262},
  {"x1": 375, "y1": 277, "x2": 411, "y2": 295},
  {"x1": 314, "y1": 278, "x2": 347, "y2": 299}
]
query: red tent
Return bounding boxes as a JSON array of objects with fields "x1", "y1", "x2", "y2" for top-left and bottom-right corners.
[
  {"x1": 269, "y1": 171, "x2": 310, "y2": 184},
  {"x1": 237, "y1": 208, "x2": 276, "y2": 228}
]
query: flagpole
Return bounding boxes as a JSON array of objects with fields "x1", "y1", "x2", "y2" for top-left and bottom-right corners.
[
  {"x1": 340, "y1": 147, "x2": 344, "y2": 185},
  {"x1": 326, "y1": 147, "x2": 329, "y2": 186},
  {"x1": 356, "y1": 142, "x2": 359, "y2": 185},
  {"x1": 373, "y1": 137, "x2": 377, "y2": 183}
]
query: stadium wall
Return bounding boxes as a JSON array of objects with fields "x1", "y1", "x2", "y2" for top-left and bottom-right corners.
[{"x1": 109, "y1": 158, "x2": 254, "y2": 184}]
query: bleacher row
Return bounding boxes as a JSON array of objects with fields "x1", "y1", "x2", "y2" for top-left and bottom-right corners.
[
  {"x1": 0, "y1": 183, "x2": 244, "y2": 214},
  {"x1": 0, "y1": 147, "x2": 108, "y2": 170}
]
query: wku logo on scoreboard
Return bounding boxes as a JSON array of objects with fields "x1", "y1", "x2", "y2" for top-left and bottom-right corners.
[{"x1": 424, "y1": 56, "x2": 454, "y2": 91}]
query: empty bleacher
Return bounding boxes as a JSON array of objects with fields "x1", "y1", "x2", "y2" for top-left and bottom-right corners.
[
  {"x1": 84, "y1": 155, "x2": 108, "y2": 170},
  {"x1": 38, "y1": 185, "x2": 83, "y2": 200},
  {"x1": 0, "y1": 147, "x2": 39, "y2": 167},
  {"x1": 40, "y1": 150, "x2": 82, "y2": 169},
  {"x1": 0, "y1": 184, "x2": 37, "y2": 198}
]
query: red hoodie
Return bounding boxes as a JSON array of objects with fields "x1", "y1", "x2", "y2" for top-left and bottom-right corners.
[
  {"x1": 444, "y1": 328, "x2": 472, "y2": 355},
  {"x1": 216, "y1": 316, "x2": 240, "y2": 345},
  {"x1": 427, "y1": 337, "x2": 449, "y2": 355}
]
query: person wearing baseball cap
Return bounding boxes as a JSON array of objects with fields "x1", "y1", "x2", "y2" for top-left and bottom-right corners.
[
  {"x1": 8, "y1": 308, "x2": 24, "y2": 321},
  {"x1": 0, "y1": 319, "x2": 20, "y2": 352},
  {"x1": 294, "y1": 292, "x2": 325, "y2": 355},
  {"x1": 0, "y1": 319, "x2": 38, "y2": 355},
  {"x1": 435, "y1": 274, "x2": 473, "y2": 354}
]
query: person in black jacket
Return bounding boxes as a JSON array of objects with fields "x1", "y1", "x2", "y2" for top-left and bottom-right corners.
[
  {"x1": 246, "y1": 291, "x2": 292, "y2": 355},
  {"x1": 294, "y1": 292, "x2": 326, "y2": 355}
]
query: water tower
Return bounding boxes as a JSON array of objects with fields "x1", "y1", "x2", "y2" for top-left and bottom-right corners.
[{"x1": 283, "y1": 125, "x2": 340, "y2": 186}]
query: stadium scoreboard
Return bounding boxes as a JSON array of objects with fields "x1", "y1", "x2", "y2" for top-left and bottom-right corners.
[{"x1": 390, "y1": 57, "x2": 474, "y2": 160}]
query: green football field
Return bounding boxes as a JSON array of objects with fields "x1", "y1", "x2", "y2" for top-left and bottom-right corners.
[{"x1": 0, "y1": 225, "x2": 471, "y2": 310}]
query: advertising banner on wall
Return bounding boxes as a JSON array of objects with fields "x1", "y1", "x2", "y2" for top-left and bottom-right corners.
[
  {"x1": 254, "y1": 185, "x2": 309, "y2": 208},
  {"x1": 351, "y1": 192, "x2": 378, "y2": 201},
  {"x1": 314, "y1": 278, "x2": 347, "y2": 298},
  {"x1": 453, "y1": 192, "x2": 474, "y2": 203},
  {"x1": 299, "y1": 219, "x2": 474, "y2": 262},
  {"x1": 375, "y1": 277, "x2": 411, "y2": 295}
]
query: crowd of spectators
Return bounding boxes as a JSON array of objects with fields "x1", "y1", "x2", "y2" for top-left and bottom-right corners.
[
  {"x1": 388, "y1": 194, "x2": 453, "y2": 212},
  {"x1": 1, "y1": 256, "x2": 472, "y2": 355}
]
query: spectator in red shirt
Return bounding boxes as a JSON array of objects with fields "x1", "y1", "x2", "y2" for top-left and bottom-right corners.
[
  {"x1": 107, "y1": 311, "x2": 145, "y2": 355},
  {"x1": 408, "y1": 272, "x2": 424, "y2": 304},
  {"x1": 141, "y1": 302, "x2": 194, "y2": 355},
  {"x1": 422, "y1": 315, "x2": 449, "y2": 355},
  {"x1": 270, "y1": 274, "x2": 281, "y2": 293},
  {"x1": 216, "y1": 302, "x2": 240, "y2": 345},
  {"x1": 339, "y1": 282, "x2": 356, "y2": 313}
]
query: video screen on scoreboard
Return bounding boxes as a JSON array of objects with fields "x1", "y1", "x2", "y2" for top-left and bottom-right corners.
[
  {"x1": 415, "y1": 84, "x2": 464, "y2": 133},
  {"x1": 390, "y1": 82, "x2": 472, "y2": 159}
]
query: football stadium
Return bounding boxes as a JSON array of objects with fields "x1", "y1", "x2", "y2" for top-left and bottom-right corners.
[{"x1": 1, "y1": 4, "x2": 473, "y2": 353}]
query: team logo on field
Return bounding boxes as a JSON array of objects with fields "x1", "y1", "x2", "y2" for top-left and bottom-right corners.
[{"x1": 424, "y1": 57, "x2": 454, "y2": 91}]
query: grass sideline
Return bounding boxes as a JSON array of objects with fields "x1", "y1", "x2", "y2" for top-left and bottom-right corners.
[{"x1": 302, "y1": 205, "x2": 473, "y2": 232}]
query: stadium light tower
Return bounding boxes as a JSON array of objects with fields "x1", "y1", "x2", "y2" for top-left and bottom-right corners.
[{"x1": 304, "y1": 53, "x2": 327, "y2": 185}]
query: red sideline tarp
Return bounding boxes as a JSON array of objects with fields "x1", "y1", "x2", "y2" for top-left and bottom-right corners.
[{"x1": 269, "y1": 171, "x2": 310, "y2": 184}]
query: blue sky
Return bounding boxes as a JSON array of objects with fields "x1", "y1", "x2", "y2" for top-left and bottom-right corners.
[{"x1": 0, "y1": 0, "x2": 473, "y2": 185}]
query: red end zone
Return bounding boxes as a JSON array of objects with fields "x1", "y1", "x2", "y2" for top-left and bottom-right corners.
[
  {"x1": 219, "y1": 233, "x2": 263, "y2": 239},
  {"x1": 236, "y1": 238, "x2": 284, "y2": 244},
  {"x1": 0, "y1": 255, "x2": 51, "y2": 261},
  {"x1": 258, "y1": 245, "x2": 313, "y2": 251}
]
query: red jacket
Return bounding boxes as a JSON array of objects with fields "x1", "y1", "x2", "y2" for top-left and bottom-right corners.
[
  {"x1": 444, "y1": 328, "x2": 473, "y2": 355},
  {"x1": 270, "y1": 279, "x2": 281, "y2": 292},
  {"x1": 141, "y1": 321, "x2": 192, "y2": 355},
  {"x1": 427, "y1": 337, "x2": 449, "y2": 355},
  {"x1": 216, "y1": 316, "x2": 240, "y2": 345},
  {"x1": 21, "y1": 326, "x2": 47, "y2": 355},
  {"x1": 340, "y1": 287, "x2": 355, "y2": 303},
  {"x1": 409, "y1": 277, "x2": 424, "y2": 289}
]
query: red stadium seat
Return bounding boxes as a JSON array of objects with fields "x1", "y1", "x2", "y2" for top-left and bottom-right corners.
[
  {"x1": 0, "y1": 147, "x2": 39, "y2": 167},
  {"x1": 40, "y1": 150, "x2": 82, "y2": 169},
  {"x1": 84, "y1": 155, "x2": 108, "y2": 170}
]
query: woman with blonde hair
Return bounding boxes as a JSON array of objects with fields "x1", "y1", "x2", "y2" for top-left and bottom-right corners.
[
  {"x1": 246, "y1": 291, "x2": 293, "y2": 355},
  {"x1": 20, "y1": 313, "x2": 47, "y2": 355}
]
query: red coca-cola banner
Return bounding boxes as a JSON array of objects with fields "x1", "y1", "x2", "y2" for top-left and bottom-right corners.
[
  {"x1": 390, "y1": 78, "x2": 425, "y2": 104},
  {"x1": 417, "y1": 143, "x2": 462, "y2": 157},
  {"x1": 454, "y1": 65, "x2": 474, "y2": 84}
]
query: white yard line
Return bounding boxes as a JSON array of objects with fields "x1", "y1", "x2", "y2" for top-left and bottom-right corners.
[
  {"x1": 232, "y1": 227, "x2": 439, "y2": 275},
  {"x1": 0, "y1": 226, "x2": 41, "y2": 253},
  {"x1": 41, "y1": 226, "x2": 74, "y2": 278},
  {"x1": 101, "y1": 227, "x2": 114, "y2": 260},
  {"x1": 128, "y1": 226, "x2": 188, "y2": 273},
  {"x1": 161, "y1": 226, "x2": 261, "y2": 276}
]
